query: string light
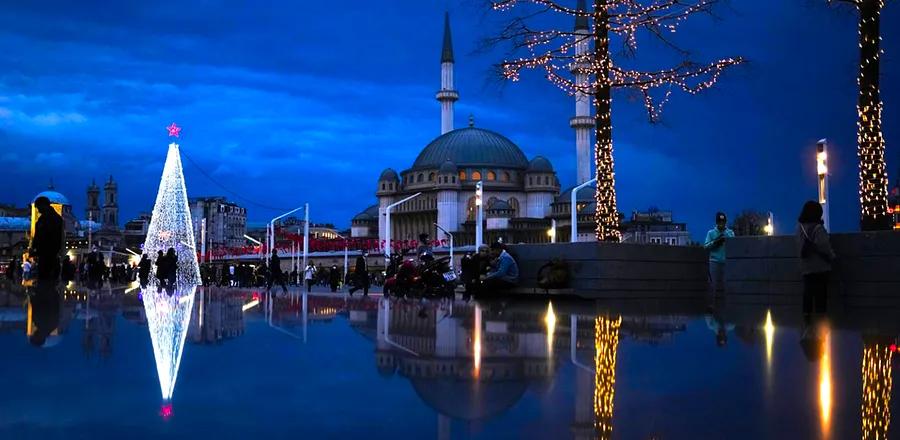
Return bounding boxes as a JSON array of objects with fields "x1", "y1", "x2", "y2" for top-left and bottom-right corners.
[
  {"x1": 489, "y1": 0, "x2": 742, "y2": 241},
  {"x1": 861, "y1": 341, "x2": 892, "y2": 440},
  {"x1": 594, "y1": 315, "x2": 621, "y2": 439},
  {"x1": 844, "y1": 0, "x2": 892, "y2": 230}
]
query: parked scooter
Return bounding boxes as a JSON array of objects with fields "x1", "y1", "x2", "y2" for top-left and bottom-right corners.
[{"x1": 383, "y1": 253, "x2": 456, "y2": 298}]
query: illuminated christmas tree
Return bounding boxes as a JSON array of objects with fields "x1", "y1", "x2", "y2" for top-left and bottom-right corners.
[
  {"x1": 141, "y1": 123, "x2": 200, "y2": 408},
  {"x1": 486, "y1": 0, "x2": 742, "y2": 241}
]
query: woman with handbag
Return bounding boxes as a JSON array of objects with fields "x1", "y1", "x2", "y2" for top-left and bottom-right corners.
[{"x1": 796, "y1": 201, "x2": 837, "y2": 318}]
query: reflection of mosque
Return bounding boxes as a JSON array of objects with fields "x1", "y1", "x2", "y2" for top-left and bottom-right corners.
[{"x1": 81, "y1": 292, "x2": 119, "y2": 358}]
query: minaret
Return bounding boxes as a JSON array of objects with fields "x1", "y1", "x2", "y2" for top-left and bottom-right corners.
[
  {"x1": 102, "y1": 175, "x2": 118, "y2": 231},
  {"x1": 436, "y1": 12, "x2": 459, "y2": 135},
  {"x1": 570, "y1": 0, "x2": 593, "y2": 185}
]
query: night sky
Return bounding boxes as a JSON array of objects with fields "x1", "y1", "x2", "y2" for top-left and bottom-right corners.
[{"x1": 0, "y1": 0, "x2": 898, "y2": 238}]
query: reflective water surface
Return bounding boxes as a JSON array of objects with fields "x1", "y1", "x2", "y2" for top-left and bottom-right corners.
[{"x1": 1, "y1": 281, "x2": 897, "y2": 439}]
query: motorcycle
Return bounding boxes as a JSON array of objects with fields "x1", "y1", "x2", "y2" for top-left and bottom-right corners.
[{"x1": 384, "y1": 253, "x2": 457, "y2": 298}]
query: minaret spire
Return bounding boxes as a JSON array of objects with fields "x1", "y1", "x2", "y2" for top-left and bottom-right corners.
[
  {"x1": 436, "y1": 12, "x2": 459, "y2": 135},
  {"x1": 570, "y1": 0, "x2": 593, "y2": 184}
]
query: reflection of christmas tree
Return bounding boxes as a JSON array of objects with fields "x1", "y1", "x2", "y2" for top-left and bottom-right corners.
[
  {"x1": 144, "y1": 284, "x2": 196, "y2": 401},
  {"x1": 594, "y1": 315, "x2": 621, "y2": 440},
  {"x1": 143, "y1": 124, "x2": 200, "y2": 284},
  {"x1": 861, "y1": 341, "x2": 893, "y2": 440}
]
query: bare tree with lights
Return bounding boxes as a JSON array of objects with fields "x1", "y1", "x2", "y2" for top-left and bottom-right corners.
[
  {"x1": 830, "y1": 0, "x2": 893, "y2": 230},
  {"x1": 485, "y1": 0, "x2": 742, "y2": 241}
]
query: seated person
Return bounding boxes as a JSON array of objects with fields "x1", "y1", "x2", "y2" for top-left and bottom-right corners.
[
  {"x1": 479, "y1": 242, "x2": 519, "y2": 293},
  {"x1": 417, "y1": 233, "x2": 434, "y2": 263}
]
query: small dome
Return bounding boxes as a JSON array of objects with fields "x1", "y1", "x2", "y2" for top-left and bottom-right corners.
[
  {"x1": 526, "y1": 156, "x2": 554, "y2": 173},
  {"x1": 33, "y1": 190, "x2": 70, "y2": 205},
  {"x1": 557, "y1": 186, "x2": 594, "y2": 203},
  {"x1": 353, "y1": 205, "x2": 379, "y2": 221},
  {"x1": 379, "y1": 168, "x2": 400, "y2": 181},
  {"x1": 438, "y1": 160, "x2": 458, "y2": 174}
]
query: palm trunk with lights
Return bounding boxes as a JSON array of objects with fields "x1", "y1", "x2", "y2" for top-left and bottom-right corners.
[
  {"x1": 856, "y1": 0, "x2": 891, "y2": 231},
  {"x1": 593, "y1": 0, "x2": 621, "y2": 242}
]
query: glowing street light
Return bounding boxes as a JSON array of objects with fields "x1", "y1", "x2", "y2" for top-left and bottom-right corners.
[
  {"x1": 817, "y1": 139, "x2": 831, "y2": 231},
  {"x1": 475, "y1": 181, "x2": 484, "y2": 247},
  {"x1": 547, "y1": 219, "x2": 557, "y2": 243},
  {"x1": 764, "y1": 212, "x2": 774, "y2": 236}
]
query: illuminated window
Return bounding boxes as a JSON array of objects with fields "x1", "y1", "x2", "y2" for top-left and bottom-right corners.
[
  {"x1": 487, "y1": 171, "x2": 496, "y2": 181},
  {"x1": 459, "y1": 171, "x2": 467, "y2": 181},
  {"x1": 472, "y1": 171, "x2": 482, "y2": 181}
]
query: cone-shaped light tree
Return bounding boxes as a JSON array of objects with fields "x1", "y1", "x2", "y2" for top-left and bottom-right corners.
[
  {"x1": 831, "y1": 0, "x2": 893, "y2": 230},
  {"x1": 141, "y1": 123, "x2": 200, "y2": 406},
  {"x1": 486, "y1": 0, "x2": 742, "y2": 241}
]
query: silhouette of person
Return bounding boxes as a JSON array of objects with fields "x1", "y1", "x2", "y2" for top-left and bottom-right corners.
[
  {"x1": 30, "y1": 196, "x2": 64, "y2": 281},
  {"x1": 29, "y1": 280, "x2": 61, "y2": 347}
]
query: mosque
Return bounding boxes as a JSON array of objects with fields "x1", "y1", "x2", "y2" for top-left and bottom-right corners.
[{"x1": 350, "y1": 11, "x2": 597, "y2": 246}]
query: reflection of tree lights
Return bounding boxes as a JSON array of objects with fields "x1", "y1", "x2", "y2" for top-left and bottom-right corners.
[
  {"x1": 861, "y1": 343, "x2": 892, "y2": 440},
  {"x1": 545, "y1": 301, "x2": 556, "y2": 356},
  {"x1": 473, "y1": 304, "x2": 482, "y2": 378},
  {"x1": 764, "y1": 310, "x2": 775, "y2": 366},
  {"x1": 159, "y1": 403, "x2": 173, "y2": 420},
  {"x1": 594, "y1": 315, "x2": 621, "y2": 440},
  {"x1": 144, "y1": 283, "x2": 196, "y2": 401},
  {"x1": 242, "y1": 299, "x2": 260, "y2": 312},
  {"x1": 819, "y1": 332, "x2": 832, "y2": 435}
]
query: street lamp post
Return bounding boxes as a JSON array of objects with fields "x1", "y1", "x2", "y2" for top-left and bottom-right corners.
[
  {"x1": 302, "y1": 203, "x2": 309, "y2": 274},
  {"x1": 336, "y1": 233, "x2": 350, "y2": 288},
  {"x1": 549, "y1": 218, "x2": 557, "y2": 243},
  {"x1": 268, "y1": 204, "x2": 307, "y2": 264},
  {"x1": 475, "y1": 181, "x2": 484, "y2": 247},
  {"x1": 384, "y1": 192, "x2": 422, "y2": 265},
  {"x1": 571, "y1": 177, "x2": 597, "y2": 243},
  {"x1": 434, "y1": 223, "x2": 454, "y2": 270},
  {"x1": 817, "y1": 139, "x2": 831, "y2": 231},
  {"x1": 765, "y1": 212, "x2": 774, "y2": 236},
  {"x1": 243, "y1": 234, "x2": 262, "y2": 260}
]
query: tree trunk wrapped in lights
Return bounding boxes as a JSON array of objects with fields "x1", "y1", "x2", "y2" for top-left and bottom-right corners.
[
  {"x1": 593, "y1": 315, "x2": 621, "y2": 439},
  {"x1": 486, "y1": 0, "x2": 742, "y2": 241}
]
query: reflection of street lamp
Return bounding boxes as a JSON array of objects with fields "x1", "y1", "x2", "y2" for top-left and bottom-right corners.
[
  {"x1": 336, "y1": 233, "x2": 349, "y2": 288},
  {"x1": 817, "y1": 139, "x2": 831, "y2": 231},
  {"x1": 764, "y1": 212, "x2": 774, "y2": 236},
  {"x1": 475, "y1": 181, "x2": 484, "y2": 247}
]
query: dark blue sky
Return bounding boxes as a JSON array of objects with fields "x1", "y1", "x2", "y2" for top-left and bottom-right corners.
[{"x1": 0, "y1": 0, "x2": 898, "y2": 237}]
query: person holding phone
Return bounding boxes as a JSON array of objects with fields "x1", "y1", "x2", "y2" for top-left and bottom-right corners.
[{"x1": 704, "y1": 212, "x2": 734, "y2": 294}]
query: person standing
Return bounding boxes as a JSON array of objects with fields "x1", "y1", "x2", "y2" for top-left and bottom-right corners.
[
  {"x1": 349, "y1": 251, "x2": 370, "y2": 296},
  {"x1": 703, "y1": 212, "x2": 734, "y2": 294},
  {"x1": 138, "y1": 254, "x2": 151, "y2": 286},
  {"x1": 303, "y1": 263, "x2": 316, "y2": 293},
  {"x1": 30, "y1": 196, "x2": 64, "y2": 282},
  {"x1": 796, "y1": 201, "x2": 836, "y2": 320},
  {"x1": 267, "y1": 249, "x2": 288, "y2": 296},
  {"x1": 329, "y1": 264, "x2": 341, "y2": 293}
]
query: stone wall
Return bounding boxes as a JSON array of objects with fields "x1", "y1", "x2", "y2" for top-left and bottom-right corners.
[
  {"x1": 506, "y1": 242, "x2": 708, "y2": 298},
  {"x1": 725, "y1": 231, "x2": 900, "y2": 306}
]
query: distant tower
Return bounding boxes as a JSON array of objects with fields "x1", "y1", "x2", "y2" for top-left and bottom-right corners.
[
  {"x1": 102, "y1": 175, "x2": 118, "y2": 230},
  {"x1": 436, "y1": 12, "x2": 459, "y2": 135},
  {"x1": 570, "y1": 0, "x2": 594, "y2": 185},
  {"x1": 86, "y1": 179, "x2": 101, "y2": 222}
]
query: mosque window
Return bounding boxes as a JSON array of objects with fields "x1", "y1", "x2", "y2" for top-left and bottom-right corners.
[
  {"x1": 417, "y1": 173, "x2": 424, "y2": 183},
  {"x1": 429, "y1": 172, "x2": 435, "y2": 182},
  {"x1": 508, "y1": 198, "x2": 520, "y2": 217},
  {"x1": 452, "y1": 176, "x2": 456, "y2": 183},
  {"x1": 472, "y1": 171, "x2": 482, "y2": 181},
  {"x1": 466, "y1": 197, "x2": 477, "y2": 221},
  {"x1": 501, "y1": 172, "x2": 510, "y2": 182},
  {"x1": 459, "y1": 171, "x2": 467, "y2": 181},
  {"x1": 487, "y1": 171, "x2": 496, "y2": 181},
  {"x1": 544, "y1": 176, "x2": 550, "y2": 185},
  {"x1": 529, "y1": 177, "x2": 533, "y2": 186},
  {"x1": 381, "y1": 183, "x2": 385, "y2": 191}
]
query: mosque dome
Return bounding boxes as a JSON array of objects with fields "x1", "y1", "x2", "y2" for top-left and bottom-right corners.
[
  {"x1": 33, "y1": 190, "x2": 70, "y2": 206},
  {"x1": 411, "y1": 127, "x2": 529, "y2": 170},
  {"x1": 353, "y1": 205, "x2": 379, "y2": 221},
  {"x1": 409, "y1": 377, "x2": 528, "y2": 421},
  {"x1": 526, "y1": 156, "x2": 554, "y2": 173},
  {"x1": 379, "y1": 168, "x2": 400, "y2": 181}
]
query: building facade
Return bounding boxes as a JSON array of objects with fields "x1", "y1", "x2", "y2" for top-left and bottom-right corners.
[
  {"x1": 621, "y1": 210, "x2": 691, "y2": 246},
  {"x1": 189, "y1": 197, "x2": 247, "y2": 251}
]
